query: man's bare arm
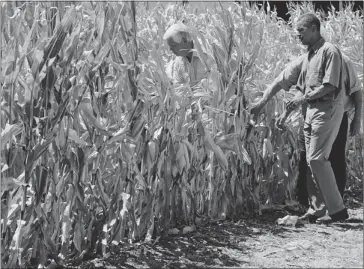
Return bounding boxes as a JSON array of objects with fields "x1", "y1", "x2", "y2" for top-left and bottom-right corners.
[
  {"x1": 350, "y1": 90, "x2": 363, "y2": 136},
  {"x1": 261, "y1": 83, "x2": 282, "y2": 105},
  {"x1": 352, "y1": 90, "x2": 363, "y2": 115},
  {"x1": 250, "y1": 82, "x2": 282, "y2": 115}
]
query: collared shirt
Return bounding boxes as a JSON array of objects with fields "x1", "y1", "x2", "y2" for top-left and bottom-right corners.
[
  {"x1": 275, "y1": 38, "x2": 359, "y2": 111},
  {"x1": 276, "y1": 38, "x2": 342, "y2": 95},
  {"x1": 165, "y1": 52, "x2": 208, "y2": 86},
  {"x1": 341, "y1": 56, "x2": 361, "y2": 111}
]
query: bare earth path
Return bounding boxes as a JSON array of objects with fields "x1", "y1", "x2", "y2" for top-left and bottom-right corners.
[{"x1": 76, "y1": 200, "x2": 363, "y2": 268}]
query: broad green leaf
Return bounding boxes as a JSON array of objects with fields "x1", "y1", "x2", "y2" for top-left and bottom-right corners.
[
  {"x1": 8, "y1": 4, "x2": 38, "y2": 86},
  {"x1": 40, "y1": 6, "x2": 75, "y2": 70},
  {"x1": 241, "y1": 145, "x2": 252, "y2": 165},
  {"x1": 64, "y1": 23, "x2": 81, "y2": 65},
  {"x1": 68, "y1": 129, "x2": 90, "y2": 146},
  {"x1": 7, "y1": 204, "x2": 20, "y2": 219},
  {"x1": 92, "y1": 40, "x2": 111, "y2": 69},
  {"x1": 0, "y1": 123, "x2": 22, "y2": 150},
  {"x1": 1, "y1": 173, "x2": 26, "y2": 194},
  {"x1": 25, "y1": 128, "x2": 58, "y2": 177},
  {"x1": 1, "y1": 163, "x2": 9, "y2": 172},
  {"x1": 79, "y1": 101, "x2": 107, "y2": 131},
  {"x1": 61, "y1": 204, "x2": 71, "y2": 242},
  {"x1": 73, "y1": 219, "x2": 83, "y2": 252},
  {"x1": 17, "y1": 77, "x2": 32, "y2": 102},
  {"x1": 96, "y1": 5, "x2": 106, "y2": 43},
  {"x1": 6, "y1": 220, "x2": 26, "y2": 268},
  {"x1": 34, "y1": 49, "x2": 44, "y2": 63}
]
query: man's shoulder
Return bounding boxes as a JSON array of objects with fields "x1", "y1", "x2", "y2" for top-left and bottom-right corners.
[
  {"x1": 170, "y1": 56, "x2": 189, "y2": 72},
  {"x1": 191, "y1": 53, "x2": 209, "y2": 70},
  {"x1": 174, "y1": 56, "x2": 188, "y2": 64},
  {"x1": 284, "y1": 54, "x2": 305, "y2": 72},
  {"x1": 342, "y1": 54, "x2": 352, "y2": 69},
  {"x1": 321, "y1": 41, "x2": 341, "y2": 55},
  {"x1": 191, "y1": 54, "x2": 202, "y2": 63},
  {"x1": 191, "y1": 52, "x2": 206, "y2": 63},
  {"x1": 165, "y1": 56, "x2": 187, "y2": 80},
  {"x1": 291, "y1": 54, "x2": 305, "y2": 63}
]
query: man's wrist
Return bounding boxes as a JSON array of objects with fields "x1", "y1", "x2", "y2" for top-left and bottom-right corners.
[{"x1": 302, "y1": 93, "x2": 310, "y2": 103}]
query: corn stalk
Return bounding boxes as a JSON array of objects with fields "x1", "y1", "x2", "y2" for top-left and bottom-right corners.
[{"x1": 0, "y1": 1, "x2": 362, "y2": 268}]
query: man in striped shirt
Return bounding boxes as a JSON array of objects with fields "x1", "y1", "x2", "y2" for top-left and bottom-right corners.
[{"x1": 163, "y1": 23, "x2": 208, "y2": 87}]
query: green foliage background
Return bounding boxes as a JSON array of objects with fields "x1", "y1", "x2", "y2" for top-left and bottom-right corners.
[{"x1": 1, "y1": 1, "x2": 362, "y2": 267}]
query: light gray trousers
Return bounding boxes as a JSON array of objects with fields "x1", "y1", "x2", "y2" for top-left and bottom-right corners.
[{"x1": 304, "y1": 99, "x2": 345, "y2": 217}]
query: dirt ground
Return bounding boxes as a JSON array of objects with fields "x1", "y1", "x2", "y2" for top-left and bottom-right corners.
[{"x1": 73, "y1": 191, "x2": 363, "y2": 269}]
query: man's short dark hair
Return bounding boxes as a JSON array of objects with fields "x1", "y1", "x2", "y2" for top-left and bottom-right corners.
[{"x1": 298, "y1": 13, "x2": 321, "y2": 31}]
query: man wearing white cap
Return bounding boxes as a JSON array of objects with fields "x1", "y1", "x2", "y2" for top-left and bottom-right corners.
[{"x1": 163, "y1": 23, "x2": 208, "y2": 87}]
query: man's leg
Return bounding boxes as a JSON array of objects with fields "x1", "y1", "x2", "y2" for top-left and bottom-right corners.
[
  {"x1": 329, "y1": 112, "x2": 348, "y2": 197},
  {"x1": 295, "y1": 126, "x2": 309, "y2": 207},
  {"x1": 305, "y1": 101, "x2": 346, "y2": 218}
]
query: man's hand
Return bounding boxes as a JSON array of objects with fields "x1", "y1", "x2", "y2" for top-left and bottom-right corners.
[
  {"x1": 286, "y1": 94, "x2": 306, "y2": 111},
  {"x1": 250, "y1": 83, "x2": 283, "y2": 116},
  {"x1": 276, "y1": 111, "x2": 288, "y2": 129},
  {"x1": 275, "y1": 114, "x2": 287, "y2": 129},
  {"x1": 350, "y1": 113, "x2": 361, "y2": 136},
  {"x1": 275, "y1": 107, "x2": 294, "y2": 129}
]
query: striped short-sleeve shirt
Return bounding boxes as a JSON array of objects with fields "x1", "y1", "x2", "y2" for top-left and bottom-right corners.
[{"x1": 165, "y1": 53, "x2": 208, "y2": 86}]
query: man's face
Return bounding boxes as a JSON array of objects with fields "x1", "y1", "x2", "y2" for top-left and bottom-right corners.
[
  {"x1": 296, "y1": 20, "x2": 315, "y2": 46},
  {"x1": 167, "y1": 36, "x2": 192, "y2": 57}
]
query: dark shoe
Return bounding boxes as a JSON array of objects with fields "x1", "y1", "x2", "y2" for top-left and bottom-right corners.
[
  {"x1": 298, "y1": 212, "x2": 318, "y2": 224},
  {"x1": 330, "y1": 208, "x2": 349, "y2": 222},
  {"x1": 315, "y1": 215, "x2": 332, "y2": 224},
  {"x1": 317, "y1": 208, "x2": 349, "y2": 224}
]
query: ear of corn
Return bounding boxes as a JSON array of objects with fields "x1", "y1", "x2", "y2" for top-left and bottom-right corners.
[{"x1": 1, "y1": 1, "x2": 362, "y2": 267}]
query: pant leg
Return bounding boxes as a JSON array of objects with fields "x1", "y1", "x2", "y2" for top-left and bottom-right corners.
[
  {"x1": 304, "y1": 100, "x2": 345, "y2": 217},
  {"x1": 329, "y1": 112, "x2": 348, "y2": 197},
  {"x1": 295, "y1": 126, "x2": 309, "y2": 207},
  {"x1": 304, "y1": 120, "x2": 326, "y2": 216}
]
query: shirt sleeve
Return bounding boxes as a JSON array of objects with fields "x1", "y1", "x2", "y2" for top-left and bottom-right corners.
[
  {"x1": 165, "y1": 61, "x2": 174, "y2": 81},
  {"x1": 322, "y1": 46, "x2": 342, "y2": 88},
  {"x1": 344, "y1": 58, "x2": 361, "y2": 96},
  {"x1": 274, "y1": 55, "x2": 303, "y2": 91}
]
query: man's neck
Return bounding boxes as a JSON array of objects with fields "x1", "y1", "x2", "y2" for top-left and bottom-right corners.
[{"x1": 308, "y1": 35, "x2": 323, "y2": 50}]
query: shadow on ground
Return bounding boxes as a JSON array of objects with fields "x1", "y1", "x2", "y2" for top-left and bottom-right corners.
[
  {"x1": 70, "y1": 208, "x2": 293, "y2": 268},
  {"x1": 68, "y1": 188, "x2": 363, "y2": 269}
]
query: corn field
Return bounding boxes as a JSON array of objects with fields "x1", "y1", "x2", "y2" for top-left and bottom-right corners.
[{"x1": 1, "y1": 1, "x2": 362, "y2": 267}]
